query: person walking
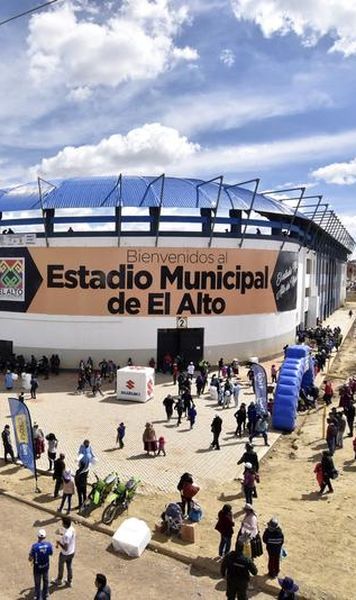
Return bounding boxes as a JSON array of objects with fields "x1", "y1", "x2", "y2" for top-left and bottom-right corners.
[
  {"x1": 74, "y1": 458, "x2": 89, "y2": 509},
  {"x1": 33, "y1": 423, "x2": 45, "y2": 460},
  {"x1": 323, "y1": 380, "x2": 334, "y2": 405},
  {"x1": 336, "y1": 412, "x2": 347, "y2": 448},
  {"x1": 241, "y1": 463, "x2": 259, "y2": 504},
  {"x1": 58, "y1": 470, "x2": 75, "y2": 514},
  {"x1": 116, "y1": 422, "x2": 126, "y2": 448},
  {"x1": 30, "y1": 375, "x2": 39, "y2": 399},
  {"x1": 94, "y1": 573, "x2": 111, "y2": 599},
  {"x1": 239, "y1": 504, "x2": 263, "y2": 559},
  {"x1": 210, "y1": 414, "x2": 223, "y2": 450},
  {"x1": 157, "y1": 435, "x2": 166, "y2": 456},
  {"x1": 232, "y1": 382, "x2": 240, "y2": 408},
  {"x1": 54, "y1": 517, "x2": 76, "y2": 588},
  {"x1": 182, "y1": 389, "x2": 193, "y2": 416},
  {"x1": 174, "y1": 396, "x2": 184, "y2": 426},
  {"x1": 142, "y1": 423, "x2": 157, "y2": 456},
  {"x1": 2, "y1": 424, "x2": 15, "y2": 463},
  {"x1": 4, "y1": 370, "x2": 14, "y2": 390},
  {"x1": 238, "y1": 443, "x2": 259, "y2": 473},
  {"x1": 249, "y1": 414, "x2": 269, "y2": 446},
  {"x1": 188, "y1": 403, "x2": 197, "y2": 429},
  {"x1": 345, "y1": 401, "x2": 355, "y2": 437},
  {"x1": 262, "y1": 518, "x2": 284, "y2": 578},
  {"x1": 45, "y1": 433, "x2": 58, "y2": 471},
  {"x1": 247, "y1": 402, "x2": 257, "y2": 436},
  {"x1": 163, "y1": 394, "x2": 175, "y2": 421},
  {"x1": 325, "y1": 418, "x2": 337, "y2": 455},
  {"x1": 215, "y1": 504, "x2": 234, "y2": 558},
  {"x1": 271, "y1": 364, "x2": 278, "y2": 384},
  {"x1": 53, "y1": 453, "x2": 66, "y2": 498},
  {"x1": 187, "y1": 361, "x2": 195, "y2": 379},
  {"x1": 234, "y1": 404, "x2": 246, "y2": 437},
  {"x1": 29, "y1": 529, "x2": 53, "y2": 600},
  {"x1": 319, "y1": 450, "x2": 337, "y2": 495},
  {"x1": 180, "y1": 474, "x2": 200, "y2": 517},
  {"x1": 220, "y1": 538, "x2": 258, "y2": 600}
]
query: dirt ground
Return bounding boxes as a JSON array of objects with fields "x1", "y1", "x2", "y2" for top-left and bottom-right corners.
[
  {"x1": 1, "y1": 305, "x2": 356, "y2": 599},
  {"x1": 0, "y1": 495, "x2": 274, "y2": 600}
]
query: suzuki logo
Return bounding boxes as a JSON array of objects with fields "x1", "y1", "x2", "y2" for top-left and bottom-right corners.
[
  {"x1": 126, "y1": 379, "x2": 135, "y2": 389},
  {"x1": 147, "y1": 379, "x2": 153, "y2": 396}
]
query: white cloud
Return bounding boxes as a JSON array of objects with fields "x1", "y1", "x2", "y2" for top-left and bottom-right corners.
[
  {"x1": 67, "y1": 86, "x2": 93, "y2": 102},
  {"x1": 312, "y1": 158, "x2": 356, "y2": 185},
  {"x1": 162, "y1": 88, "x2": 331, "y2": 134},
  {"x1": 220, "y1": 49, "x2": 235, "y2": 67},
  {"x1": 29, "y1": 123, "x2": 356, "y2": 181},
  {"x1": 27, "y1": 0, "x2": 197, "y2": 90},
  {"x1": 31, "y1": 123, "x2": 200, "y2": 178},
  {"x1": 231, "y1": 0, "x2": 356, "y2": 56}
]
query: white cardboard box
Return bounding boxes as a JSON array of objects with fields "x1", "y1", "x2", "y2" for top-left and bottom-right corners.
[
  {"x1": 112, "y1": 517, "x2": 151, "y2": 557},
  {"x1": 116, "y1": 366, "x2": 155, "y2": 403}
]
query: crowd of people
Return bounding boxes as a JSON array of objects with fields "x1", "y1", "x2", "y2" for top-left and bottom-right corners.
[{"x1": 1, "y1": 311, "x2": 356, "y2": 600}]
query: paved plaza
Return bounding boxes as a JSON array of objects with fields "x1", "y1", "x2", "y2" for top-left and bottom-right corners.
[
  {"x1": 1, "y1": 306, "x2": 353, "y2": 495},
  {"x1": 0, "y1": 369, "x2": 278, "y2": 494}
]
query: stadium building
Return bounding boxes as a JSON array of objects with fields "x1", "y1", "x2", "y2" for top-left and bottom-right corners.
[{"x1": 0, "y1": 175, "x2": 354, "y2": 368}]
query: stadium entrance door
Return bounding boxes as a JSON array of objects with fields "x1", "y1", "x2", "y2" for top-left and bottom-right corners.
[{"x1": 157, "y1": 328, "x2": 204, "y2": 371}]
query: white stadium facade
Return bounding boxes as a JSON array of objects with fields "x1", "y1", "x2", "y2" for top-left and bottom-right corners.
[{"x1": 0, "y1": 175, "x2": 354, "y2": 368}]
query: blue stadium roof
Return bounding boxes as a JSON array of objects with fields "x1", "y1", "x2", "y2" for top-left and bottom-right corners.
[{"x1": 0, "y1": 175, "x2": 298, "y2": 215}]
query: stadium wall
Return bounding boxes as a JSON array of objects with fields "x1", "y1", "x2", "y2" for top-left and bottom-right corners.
[{"x1": 0, "y1": 235, "x2": 341, "y2": 367}]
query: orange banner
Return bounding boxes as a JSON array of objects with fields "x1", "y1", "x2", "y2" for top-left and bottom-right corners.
[{"x1": 0, "y1": 247, "x2": 299, "y2": 317}]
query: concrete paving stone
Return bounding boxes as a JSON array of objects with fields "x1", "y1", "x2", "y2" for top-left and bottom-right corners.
[{"x1": 0, "y1": 304, "x2": 353, "y2": 496}]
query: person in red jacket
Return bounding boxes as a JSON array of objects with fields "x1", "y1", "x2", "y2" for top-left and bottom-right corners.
[
  {"x1": 323, "y1": 380, "x2": 333, "y2": 405},
  {"x1": 215, "y1": 504, "x2": 234, "y2": 557},
  {"x1": 314, "y1": 462, "x2": 324, "y2": 491}
]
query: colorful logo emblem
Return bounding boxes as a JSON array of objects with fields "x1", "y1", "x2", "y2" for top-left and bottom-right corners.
[
  {"x1": 126, "y1": 379, "x2": 135, "y2": 389},
  {"x1": 0, "y1": 258, "x2": 25, "y2": 301}
]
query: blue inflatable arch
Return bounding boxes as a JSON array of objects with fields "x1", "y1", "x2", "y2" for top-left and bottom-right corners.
[{"x1": 272, "y1": 345, "x2": 314, "y2": 432}]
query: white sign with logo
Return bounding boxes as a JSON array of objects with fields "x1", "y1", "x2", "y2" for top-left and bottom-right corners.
[
  {"x1": 0, "y1": 234, "x2": 36, "y2": 247},
  {"x1": 116, "y1": 366, "x2": 155, "y2": 403}
]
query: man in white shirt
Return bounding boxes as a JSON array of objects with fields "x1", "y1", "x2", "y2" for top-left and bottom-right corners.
[
  {"x1": 54, "y1": 517, "x2": 76, "y2": 587},
  {"x1": 187, "y1": 362, "x2": 195, "y2": 379}
]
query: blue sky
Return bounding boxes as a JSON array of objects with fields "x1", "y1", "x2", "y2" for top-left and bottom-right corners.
[{"x1": 0, "y1": 0, "x2": 355, "y2": 240}]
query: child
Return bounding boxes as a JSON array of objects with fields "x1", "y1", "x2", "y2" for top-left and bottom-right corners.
[
  {"x1": 116, "y1": 422, "x2": 126, "y2": 448},
  {"x1": 188, "y1": 404, "x2": 197, "y2": 429},
  {"x1": 215, "y1": 504, "x2": 234, "y2": 557},
  {"x1": 157, "y1": 435, "x2": 166, "y2": 456}
]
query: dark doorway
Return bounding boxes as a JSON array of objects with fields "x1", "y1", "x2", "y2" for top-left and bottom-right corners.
[
  {"x1": 157, "y1": 328, "x2": 204, "y2": 371},
  {"x1": 0, "y1": 339, "x2": 13, "y2": 360}
]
